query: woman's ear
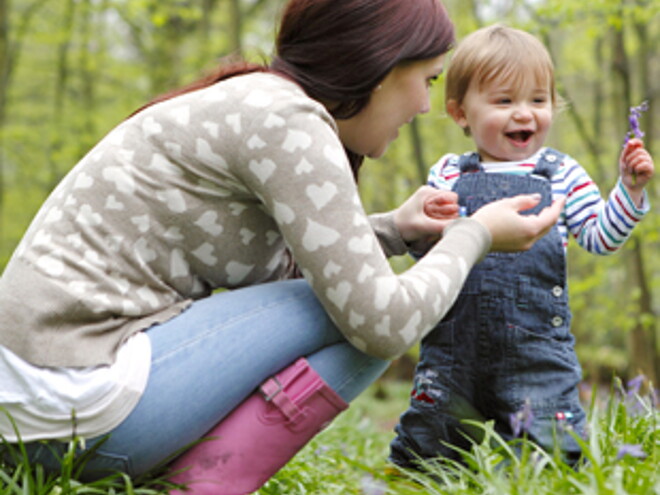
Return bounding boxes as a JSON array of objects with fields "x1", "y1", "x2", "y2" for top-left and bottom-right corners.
[{"x1": 446, "y1": 99, "x2": 467, "y2": 128}]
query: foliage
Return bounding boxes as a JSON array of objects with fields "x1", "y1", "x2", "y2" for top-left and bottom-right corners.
[
  {"x1": 259, "y1": 379, "x2": 659, "y2": 495},
  {"x1": 0, "y1": 379, "x2": 657, "y2": 493},
  {"x1": 0, "y1": 0, "x2": 659, "y2": 388}
]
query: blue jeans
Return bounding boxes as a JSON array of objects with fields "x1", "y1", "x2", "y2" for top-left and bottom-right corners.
[{"x1": 20, "y1": 280, "x2": 389, "y2": 479}]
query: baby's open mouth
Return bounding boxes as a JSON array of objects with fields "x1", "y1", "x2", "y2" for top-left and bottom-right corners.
[{"x1": 506, "y1": 130, "x2": 534, "y2": 143}]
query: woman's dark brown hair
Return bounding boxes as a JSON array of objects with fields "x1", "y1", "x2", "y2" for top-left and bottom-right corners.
[{"x1": 133, "y1": 0, "x2": 455, "y2": 177}]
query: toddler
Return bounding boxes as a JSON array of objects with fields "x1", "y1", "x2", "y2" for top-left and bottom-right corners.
[{"x1": 390, "y1": 24, "x2": 654, "y2": 468}]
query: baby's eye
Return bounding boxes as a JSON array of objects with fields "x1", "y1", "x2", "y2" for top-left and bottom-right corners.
[{"x1": 496, "y1": 98, "x2": 512, "y2": 104}]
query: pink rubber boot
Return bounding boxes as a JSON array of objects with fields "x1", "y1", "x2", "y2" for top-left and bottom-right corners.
[{"x1": 168, "y1": 358, "x2": 348, "y2": 494}]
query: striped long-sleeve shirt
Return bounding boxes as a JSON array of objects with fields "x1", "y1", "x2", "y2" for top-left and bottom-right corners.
[{"x1": 428, "y1": 148, "x2": 650, "y2": 254}]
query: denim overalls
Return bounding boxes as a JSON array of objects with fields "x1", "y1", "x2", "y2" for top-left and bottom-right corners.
[{"x1": 390, "y1": 150, "x2": 586, "y2": 468}]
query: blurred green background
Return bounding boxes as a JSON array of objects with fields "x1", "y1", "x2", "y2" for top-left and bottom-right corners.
[{"x1": 0, "y1": 0, "x2": 658, "y2": 385}]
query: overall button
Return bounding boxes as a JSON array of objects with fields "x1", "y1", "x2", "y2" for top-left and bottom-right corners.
[
  {"x1": 552, "y1": 286, "x2": 563, "y2": 297},
  {"x1": 551, "y1": 316, "x2": 563, "y2": 327}
]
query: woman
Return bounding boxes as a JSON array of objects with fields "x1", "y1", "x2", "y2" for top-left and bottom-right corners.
[{"x1": 0, "y1": 0, "x2": 561, "y2": 493}]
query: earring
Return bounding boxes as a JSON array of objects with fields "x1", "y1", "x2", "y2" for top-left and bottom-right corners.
[{"x1": 374, "y1": 84, "x2": 383, "y2": 92}]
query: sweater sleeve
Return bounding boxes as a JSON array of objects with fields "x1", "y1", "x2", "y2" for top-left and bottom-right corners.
[
  {"x1": 560, "y1": 156, "x2": 649, "y2": 255},
  {"x1": 230, "y1": 88, "x2": 491, "y2": 360},
  {"x1": 368, "y1": 212, "x2": 408, "y2": 257}
]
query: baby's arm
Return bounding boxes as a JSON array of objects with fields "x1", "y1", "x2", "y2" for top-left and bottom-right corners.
[
  {"x1": 619, "y1": 138, "x2": 655, "y2": 206},
  {"x1": 566, "y1": 148, "x2": 650, "y2": 254}
]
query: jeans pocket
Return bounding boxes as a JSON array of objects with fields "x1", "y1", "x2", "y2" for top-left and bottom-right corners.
[{"x1": 505, "y1": 323, "x2": 581, "y2": 407}]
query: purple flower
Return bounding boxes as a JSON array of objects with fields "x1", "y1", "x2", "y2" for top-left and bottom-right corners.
[
  {"x1": 625, "y1": 100, "x2": 649, "y2": 144},
  {"x1": 510, "y1": 399, "x2": 534, "y2": 437},
  {"x1": 615, "y1": 443, "x2": 647, "y2": 461},
  {"x1": 627, "y1": 374, "x2": 645, "y2": 396}
]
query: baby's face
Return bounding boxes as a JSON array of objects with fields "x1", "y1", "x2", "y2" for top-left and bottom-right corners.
[{"x1": 457, "y1": 74, "x2": 554, "y2": 163}]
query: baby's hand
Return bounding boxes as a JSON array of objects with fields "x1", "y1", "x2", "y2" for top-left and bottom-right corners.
[
  {"x1": 423, "y1": 191, "x2": 460, "y2": 220},
  {"x1": 620, "y1": 138, "x2": 654, "y2": 192}
]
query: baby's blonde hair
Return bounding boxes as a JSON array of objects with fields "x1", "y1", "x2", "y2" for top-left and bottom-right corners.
[{"x1": 445, "y1": 24, "x2": 558, "y2": 108}]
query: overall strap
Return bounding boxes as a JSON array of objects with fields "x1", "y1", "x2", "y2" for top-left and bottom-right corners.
[
  {"x1": 533, "y1": 148, "x2": 565, "y2": 180},
  {"x1": 457, "y1": 152, "x2": 484, "y2": 174}
]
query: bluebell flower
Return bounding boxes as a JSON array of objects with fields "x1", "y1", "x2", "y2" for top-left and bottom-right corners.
[
  {"x1": 627, "y1": 374, "x2": 645, "y2": 396},
  {"x1": 616, "y1": 443, "x2": 647, "y2": 461},
  {"x1": 510, "y1": 398, "x2": 534, "y2": 437},
  {"x1": 625, "y1": 101, "x2": 649, "y2": 144}
]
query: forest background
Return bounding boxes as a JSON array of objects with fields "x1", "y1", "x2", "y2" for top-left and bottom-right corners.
[{"x1": 0, "y1": 0, "x2": 658, "y2": 386}]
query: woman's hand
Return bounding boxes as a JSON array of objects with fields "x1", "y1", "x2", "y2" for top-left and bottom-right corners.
[
  {"x1": 471, "y1": 194, "x2": 564, "y2": 252},
  {"x1": 393, "y1": 186, "x2": 459, "y2": 252}
]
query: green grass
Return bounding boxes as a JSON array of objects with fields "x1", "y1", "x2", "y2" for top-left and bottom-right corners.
[{"x1": 1, "y1": 378, "x2": 658, "y2": 494}]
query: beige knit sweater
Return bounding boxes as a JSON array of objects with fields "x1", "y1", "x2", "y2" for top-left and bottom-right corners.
[{"x1": 0, "y1": 73, "x2": 490, "y2": 367}]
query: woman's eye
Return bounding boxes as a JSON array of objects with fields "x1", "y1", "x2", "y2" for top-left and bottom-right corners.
[{"x1": 427, "y1": 75, "x2": 439, "y2": 87}]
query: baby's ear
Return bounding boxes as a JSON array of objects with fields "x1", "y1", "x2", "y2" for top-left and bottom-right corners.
[
  {"x1": 446, "y1": 99, "x2": 471, "y2": 136},
  {"x1": 446, "y1": 99, "x2": 467, "y2": 128}
]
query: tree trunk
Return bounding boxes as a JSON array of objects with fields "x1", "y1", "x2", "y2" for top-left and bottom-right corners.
[
  {"x1": 49, "y1": 0, "x2": 76, "y2": 188},
  {"x1": 228, "y1": 0, "x2": 243, "y2": 56},
  {"x1": 409, "y1": 118, "x2": 427, "y2": 185},
  {"x1": 0, "y1": 0, "x2": 9, "y2": 239}
]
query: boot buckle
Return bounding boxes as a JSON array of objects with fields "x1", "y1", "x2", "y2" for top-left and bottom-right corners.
[{"x1": 260, "y1": 377, "x2": 283, "y2": 401}]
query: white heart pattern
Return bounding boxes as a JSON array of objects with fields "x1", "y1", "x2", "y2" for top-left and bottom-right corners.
[
  {"x1": 170, "y1": 105, "x2": 190, "y2": 125},
  {"x1": 306, "y1": 181, "x2": 337, "y2": 210},
  {"x1": 374, "y1": 315, "x2": 391, "y2": 337},
  {"x1": 195, "y1": 211, "x2": 224, "y2": 236},
  {"x1": 149, "y1": 153, "x2": 182, "y2": 176},
  {"x1": 399, "y1": 311, "x2": 422, "y2": 345},
  {"x1": 142, "y1": 116, "x2": 163, "y2": 138},
  {"x1": 76, "y1": 205, "x2": 102, "y2": 226},
  {"x1": 249, "y1": 158, "x2": 276, "y2": 184},
  {"x1": 302, "y1": 219, "x2": 340, "y2": 251},
  {"x1": 192, "y1": 242, "x2": 218, "y2": 266},
  {"x1": 247, "y1": 134, "x2": 267, "y2": 149},
  {"x1": 264, "y1": 113, "x2": 285, "y2": 128},
  {"x1": 326, "y1": 280, "x2": 352, "y2": 311},
  {"x1": 273, "y1": 201, "x2": 295, "y2": 225},
  {"x1": 156, "y1": 190, "x2": 187, "y2": 213},
  {"x1": 134, "y1": 238, "x2": 157, "y2": 263},
  {"x1": 225, "y1": 114, "x2": 242, "y2": 134},
  {"x1": 240, "y1": 228, "x2": 255, "y2": 245},
  {"x1": 282, "y1": 129, "x2": 312, "y2": 153},
  {"x1": 137, "y1": 286, "x2": 159, "y2": 308},
  {"x1": 202, "y1": 121, "x2": 220, "y2": 138},
  {"x1": 74, "y1": 173, "x2": 94, "y2": 189},
  {"x1": 244, "y1": 89, "x2": 273, "y2": 108},
  {"x1": 131, "y1": 215, "x2": 150, "y2": 233},
  {"x1": 170, "y1": 248, "x2": 190, "y2": 278},
  {"x1": 357, "y1": 263, "x2": 375, "y2": 283},
  {"x1": 348, "y1": 234, "x2": 373, "y2": 254},
  {"x1": 196, "y1": 138, "x2": 227, "y2": 167},
  {"x1": 374, "y1": 277, "x2": 397, "y2": 310},
  {"x1": 36, "y1": 255, "x2": 65, "y2": 277},
  {"x1": 295, "y1": 157, "x2": 314, "y2": 175},
  {"x1": 105, "y1": 195, "x2": 125, "y2": 211},
  {"x1": 103, "y1": 166, "x2": 135, "y2": 194},
  {"x1": 323, "y1": 260, "x2": 342, "y2": 278}
]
